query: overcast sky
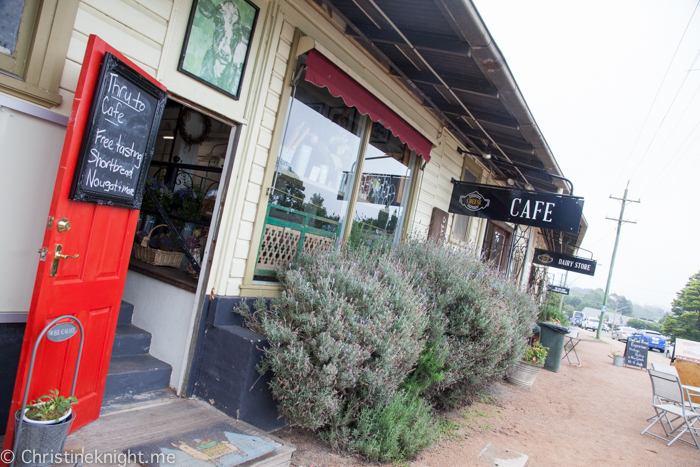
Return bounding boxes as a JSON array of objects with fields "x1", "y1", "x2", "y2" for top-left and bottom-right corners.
[{"x1": 473, "y1": 0, "x2": 700, "y2": 311}]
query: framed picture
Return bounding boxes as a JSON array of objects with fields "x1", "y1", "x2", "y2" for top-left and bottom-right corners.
[
  {"x1": 370, "y1": 122, "x2": 390, "y2": 144},
  {"x1": 329, "y1": 107, "x2": 356, "y2": 131},
  {"x1": 178, "y1": 0, "x2": 259, "y2": 100}
]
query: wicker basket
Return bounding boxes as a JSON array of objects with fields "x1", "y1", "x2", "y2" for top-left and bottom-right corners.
[{"x1": 133, "y1": 224, "x2": 185, "y2": 268}]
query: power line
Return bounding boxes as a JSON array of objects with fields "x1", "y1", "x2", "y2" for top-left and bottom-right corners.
[
  {"x1": 628, "y1": 47, "x2": 700, "y2": 182},
  {"x1": 634, "y1": 75, "x2": 700, "y2": 190},
  {"x1": 612, "y1": 0, "x2": 700, "y2": 191},
  {"x1": 639, "y1": 117, "x2": 700, "y2": 198}
]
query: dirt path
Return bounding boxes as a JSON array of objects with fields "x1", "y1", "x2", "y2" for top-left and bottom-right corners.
[{"x1": 275, "y1": 330, "x2": 700, "y2": 466}]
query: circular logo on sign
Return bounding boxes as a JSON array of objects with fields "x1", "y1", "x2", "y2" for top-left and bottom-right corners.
[
  {"x1": 459, "y1": 191, "x2": 490, "y2": 212},
  {"x1": 537, "y1": 253, "x2": 554, "y2": 264}
]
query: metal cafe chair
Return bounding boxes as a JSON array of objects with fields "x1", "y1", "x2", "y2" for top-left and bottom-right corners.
[
  {"x1": 561, "y1": 331, "x2": 581, "y2": 366},
  {"x1": 642, "y1": 368, "x2": 700, "y2": 449}
]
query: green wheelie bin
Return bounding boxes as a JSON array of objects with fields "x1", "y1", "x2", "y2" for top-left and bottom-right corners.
[{"x1": 537, "y1": 321, "x2": 570, "y2": 372}]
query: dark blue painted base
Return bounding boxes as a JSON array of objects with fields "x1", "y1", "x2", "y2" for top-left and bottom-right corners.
[
  {"x1": 192, "y1": 296, "x2": 284, "y2": 432},
  {"x1": 0, "y1": 323, "x2": 26, "y2": 436}
]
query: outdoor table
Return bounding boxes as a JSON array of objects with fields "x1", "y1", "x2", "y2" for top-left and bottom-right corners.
[{"x1": 562, "y1": 336, "x2": 581, "y2": 365}]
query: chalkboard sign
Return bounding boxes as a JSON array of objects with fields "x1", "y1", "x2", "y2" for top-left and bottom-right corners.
[
  {"x1": 625, "y1": 336, "x2": 649, "y2": 369},
  {"x1": 70, "y1": 52, "x2": 167, "y2": 208}
]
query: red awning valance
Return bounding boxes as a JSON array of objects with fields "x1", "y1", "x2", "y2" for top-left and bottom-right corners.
[{"x1": 304, "y1": 49, "x2": 432, "y2": 162}]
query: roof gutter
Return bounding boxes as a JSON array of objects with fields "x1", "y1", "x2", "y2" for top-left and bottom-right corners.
[{"x1": 435, "y1": 0, "x2": 565, "y2": 178}]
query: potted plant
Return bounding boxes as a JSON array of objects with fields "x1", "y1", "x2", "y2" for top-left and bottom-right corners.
[
  {"x1": 14, "y1": 390, "x2": 78, "y2": 467},
  {"x1": 507, "y1": 342, "x2": 548, "y2": 389},
  {"x1": 611, "y1": 350, "x2": 625, "y2": 367},
  {"x1": 23, "y1": 389, "x2": 77, "y2": 424}
]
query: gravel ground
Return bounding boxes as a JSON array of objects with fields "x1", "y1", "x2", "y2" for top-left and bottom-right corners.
[{"x1": 274, "y1": 329, "x2": 700, "y2": 466}]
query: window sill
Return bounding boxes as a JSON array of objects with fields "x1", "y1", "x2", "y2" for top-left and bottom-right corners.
[
  {"x1": 129, "y1": 258, "x2": 198, "y2": 294},
  {"x1": 239, "y1": 283, "x2": 283, "y2": 298},
  {"x1": 0, "y1": 74, "x2": 62, "y2": 107}
]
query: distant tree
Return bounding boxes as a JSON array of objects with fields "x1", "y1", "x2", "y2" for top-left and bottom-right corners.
[
  {"x1": 670, "y1": 270, "x2": 700, "y2": 329},
  {"x1": 662, "y1": 312, "x2": 700, "y2": 342},
  {"x1": 566, "y1": 296, "x2": 582, "y2": 309},
  {"x1": 609, "y1": 293, "x2": 634, "y2": 316},
  {"x1": 627, "y1": 318, "x2": 662, "y2": 333}
]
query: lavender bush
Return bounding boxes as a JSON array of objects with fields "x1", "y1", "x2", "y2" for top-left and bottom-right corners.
[
  {"x1": 237, "y1": 238, "x2": 537, "y2": 460},
  {"x1": 237, "y1": 245, "x2": 429, "y2": 452},
  {"x1": 394, "y1": 239, "x2": 538, "y2": 407}
]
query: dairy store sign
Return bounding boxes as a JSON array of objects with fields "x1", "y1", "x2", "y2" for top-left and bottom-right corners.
[{"x1": 533, "y1": 249, "x2": 597, "y2": 276}]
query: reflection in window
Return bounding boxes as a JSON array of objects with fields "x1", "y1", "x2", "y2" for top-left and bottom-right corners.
[
  {"x1": 0, "y1": 0, "x2": 26, "y2": 56},
  {"x1": 348, "y1": 124, "x2": 414, "y2": 248},
  {"x1": 255, "y1": 81, "x2": 367, "y2": 278}
]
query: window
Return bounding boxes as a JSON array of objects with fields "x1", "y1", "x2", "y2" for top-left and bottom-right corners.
[
  {"x1": 0, "y1": 0, "x2": 78, "y2": 107},
  {"x1": 349, "y1": 131, "x2": 415, "y2": 248},
  {"x1": 482, "y1": 222, "x2": 512, "y2": 271},
  {"x1": 450, "y1": 168, "x2": 477, "y2": 243},
  {"x1": 254, "y1": 75, "x2": 418, "y2": 280}
]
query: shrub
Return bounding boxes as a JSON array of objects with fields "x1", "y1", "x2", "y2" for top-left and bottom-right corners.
[
  {"x1": 238, "y1": 238, "x2": 539, "y2": 460},
  {"x1": 336, "y1": 390, "x2": 439, "y2": 462},
  {"x1": 393, "y1": 239, "x2": 538, "y2": 408},
  {"x1": 238, "y1": 245, "x2": 428, "y2": 450}
]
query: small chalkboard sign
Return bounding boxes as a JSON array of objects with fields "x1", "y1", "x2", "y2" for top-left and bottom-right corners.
[
  {"x1": 625, "y1": 336, "x2": 649, "y2": 369},
  {"x1": 70, "y1": 52, "x2": 166, "y2": 208}
]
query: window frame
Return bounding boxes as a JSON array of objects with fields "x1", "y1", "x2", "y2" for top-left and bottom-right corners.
[
  {"x1": 0, "y1": 0, "x2": 79, "y2": 107},
  {"x1": 450, "y1": 167, "x2": 477, "y2": 244},
  {"x1": 241, "y1": 37, "x2": 422, "y2": 293}
]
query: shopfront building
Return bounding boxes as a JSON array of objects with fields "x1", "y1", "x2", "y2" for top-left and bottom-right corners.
[{"x1": 1, "y1": 0, "x2": 586, "y2": 436}]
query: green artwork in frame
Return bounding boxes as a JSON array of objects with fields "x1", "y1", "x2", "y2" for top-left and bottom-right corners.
[{"x1": 178, "y1": 0, "x2": 259, "y2": 100}]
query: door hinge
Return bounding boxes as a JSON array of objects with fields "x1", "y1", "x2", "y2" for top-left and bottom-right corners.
[
  {"x1": 37, "y1": 247, "x2": 48, "y2": 261},
  {"x1": 46, "y1": 216, "x2": 54, "y2": 230}
]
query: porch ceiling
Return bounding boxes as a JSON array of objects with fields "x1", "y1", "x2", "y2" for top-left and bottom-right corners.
[{"x1": 319, "y1": 0, "x2": 588, "y2": 251}]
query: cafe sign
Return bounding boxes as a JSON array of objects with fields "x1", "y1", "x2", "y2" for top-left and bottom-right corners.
[
  {"x1": 448, "y1": 182, "x2": 584, "y2": 233},
  {"x1": 533, "y1": 248, "x2": 597, "y2": 276}
]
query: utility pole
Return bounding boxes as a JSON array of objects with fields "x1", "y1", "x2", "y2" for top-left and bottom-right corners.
[
  {"x1": 596, "y1": 181, "x2": 640, "y2": 339},
  {"x1": 557, "y1": 271, "x2": 569, "y2": 316}
]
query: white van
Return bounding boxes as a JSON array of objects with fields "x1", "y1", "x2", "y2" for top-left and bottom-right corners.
[{"x1": 582, "y1": 317, "x2": 600, "y2": 332}]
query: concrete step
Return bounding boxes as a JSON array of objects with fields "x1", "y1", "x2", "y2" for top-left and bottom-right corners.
[
  {"x1": 118, "y1": 301, "x2": 134, "y2": 325},
  {"x1": 104, "y1": 354, "x2": 172, "y2": 403},
  {"x1": 111, "y1": 324, "x2": 151, "y2": 357}
]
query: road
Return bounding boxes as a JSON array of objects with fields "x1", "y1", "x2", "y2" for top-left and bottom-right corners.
[{"x1": 574, "y1": 326, "x2": 671, "y2": 366}]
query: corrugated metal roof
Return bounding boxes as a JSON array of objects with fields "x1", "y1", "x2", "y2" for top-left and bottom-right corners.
[{"x1": 319, "y1": 0, "x2": 587, "y2": 250}]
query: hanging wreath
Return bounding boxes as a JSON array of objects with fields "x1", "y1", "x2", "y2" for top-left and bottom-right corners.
[{"x1": 176, "y1": 107, "x2": 212, "y2": 147}]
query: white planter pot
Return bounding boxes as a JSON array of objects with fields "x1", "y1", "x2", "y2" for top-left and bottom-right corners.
[
  {"x1": 23, "y1": 406, "x2": 72, "y2": 425},
  {"x1": 507, "y1": 360, "x2": 543, "y2": 389},
  {"x1": 613, "y1": 355, "x2": 624, "y2": 367}
]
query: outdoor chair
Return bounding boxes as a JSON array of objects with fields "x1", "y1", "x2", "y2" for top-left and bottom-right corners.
[
  {"x1": 651, "y1": 364, "x2": 700, "y2": 407},
  {"x1": 642, "y1": 368, "x2": 700, "y2": 449}
]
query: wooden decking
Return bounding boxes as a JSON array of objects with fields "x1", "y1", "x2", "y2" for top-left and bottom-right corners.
[{"x1": 56, "y1": 397, "x2": 294, "y2": 467}]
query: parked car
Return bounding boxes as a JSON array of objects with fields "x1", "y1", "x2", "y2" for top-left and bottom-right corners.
[
  {"x1": 582, "y1": 318, "x2": 600, "y2": 332},
  {"x1": 612, "y1": 326, "x2": 637, "y2": 342},
  {"x1": 571, "y1": 311, "x2": 585, "y2": 327},
  {"x1": 633, "y1": 330, "x2": 666, "y2": 352}
]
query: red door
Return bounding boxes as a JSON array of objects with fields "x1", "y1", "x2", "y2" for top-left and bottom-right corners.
[{"x1": 2, "y1": 35, "x2": 166, "y2": 458}]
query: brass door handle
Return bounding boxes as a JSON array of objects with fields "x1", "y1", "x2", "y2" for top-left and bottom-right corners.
[{"x1": 50, "y1": 244, "x2": 79, "y2": 277}]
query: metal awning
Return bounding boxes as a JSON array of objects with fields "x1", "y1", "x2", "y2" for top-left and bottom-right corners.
[{"x1": 317, "y1": 0, "x2": 587, "y2": 250}]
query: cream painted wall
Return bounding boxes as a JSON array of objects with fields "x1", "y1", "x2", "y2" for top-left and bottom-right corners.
[
  {"x1": 0, "y1": 108, "x2": 65, "y2": 312},
  {"x1": 209, "y1": 0, "x2": 461, "y2": 297},
  {"x1": 56, "y1": 0, "x2": 174, "y2": 116},
  {"x1": 123, "y1": 271, "x2": 195, "y2": 389}
]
